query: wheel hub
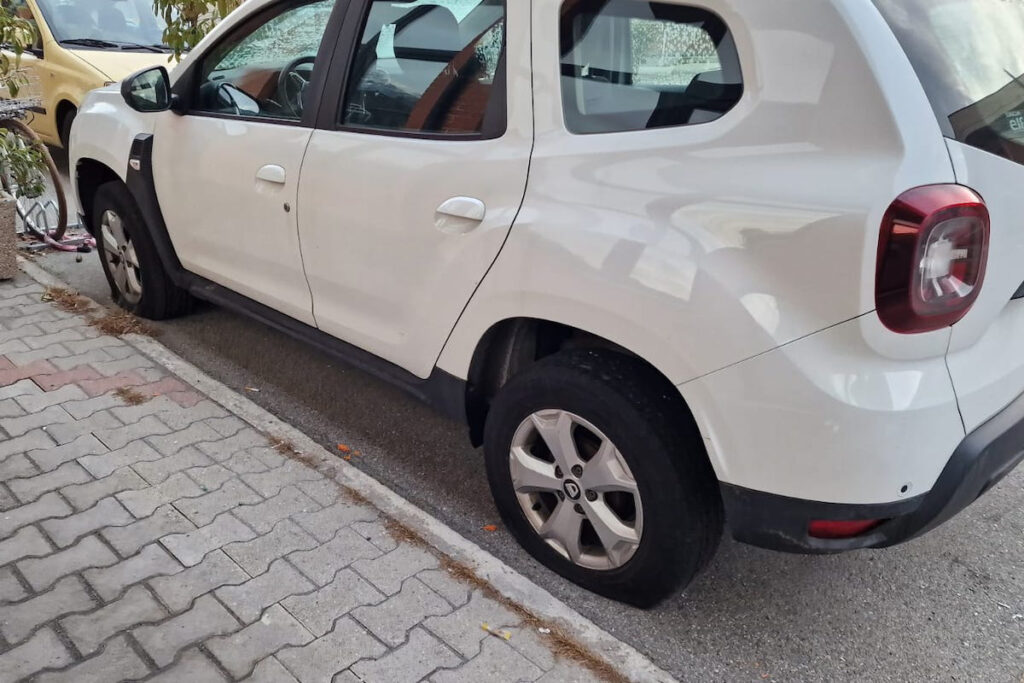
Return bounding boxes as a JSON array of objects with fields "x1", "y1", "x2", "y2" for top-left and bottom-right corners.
[{"x1": 562, "y1": 479, "x2": 582, "y2": 501}]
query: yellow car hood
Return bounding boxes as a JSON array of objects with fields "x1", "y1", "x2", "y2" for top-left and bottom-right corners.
[{"x1": 67, "y1": 49, "x2": 173, "y2": 82}]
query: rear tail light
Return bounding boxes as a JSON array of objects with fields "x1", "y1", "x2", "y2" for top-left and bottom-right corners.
[
  {"x1": 808, "y1": 519, "x2": 884, "y2": 539},
  {"x1": 876, "y1": 185, "x2": 989, "y2": 333}
]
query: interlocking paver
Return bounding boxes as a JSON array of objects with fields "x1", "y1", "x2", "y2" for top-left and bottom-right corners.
[
  {"x1": 62, "y1": 466, "x2": 148, "y2": 511},
  {"x1": 76, "y1": 370, "x2": 148, "y2": 397},
  {"x1": 7, "y1": 343, "x2": 74, "y2": 365},
  {"x1": 534, "y1": 662, "x2": 598, "y2": 683},
  {"x1": 0, "y1": 576, "x2": 95, "y2": 643},
  {"x1": 205, "y1": 415, "x2": 248, "y2": 437},
  {"x1": 0, "y1": 378, "x2": 40, "y2": 401},
  {"x1": 0, "y1": 428, "x2": 55, "y2": 460},
  {"x1": 419, "y1": 569, "x2": 472, "y2": 609},
  {"x1": 0, "y1": 566, "x2": 27, "y2": 603},
  {"x1": 197, "y1": 429, "x2": 268, "y2": 461},
  {"x1": 32, "y1": 365, "x2": 101, "y2": 391},
  {"x1": 281, "y1": 569, "x2": 384, "y2": 637},
  {"x1": 292, "y1": 500, "x2": 376, "y2": 543},
  {"x1": 186, "y1": 463, "x2": 235, "y2": 491},
  {"x1": 175, "y1": 477, "x2": 262, "y2": 526},
  {"x1": 8, "y1": 460, "x2": 91, "y2": 503},
  {"x1": 148, "y1": 422, "x2": 224, "y2": 457},
  {"x1": 0, "y1": 359, "x2": 56, "y2": 386},
  {"x1": 64, "y1": 336, "x2": 129, "y2": 355},
  {"x1": 352, "y1": 577, "x2": 451, "y2": 647},
  {"x1": 296, "y1": 479, "x2": 346, "y2": 507},
  {"x1": 0, "y1": 404, "x2": 74, "y2": 437},
  {"x1": 18, "y1": 534, "x2": 119, "y2": 592},
  {"x1": 61, "y1": 584, "x2": 167, "y2": 655},
  {"x1": 94, "y1": 415, "x2": 173, "y2": 451},
  {"x1": 118, "y1": 472, "x2": 204, "y2": 518},
  {"x1": 242, "y1": 462, "x2": 323, "y2": 498},
  {"x1": 277, "y1": 617, "x2": 387, "y2": 683},
  {"x1": 351, "y1": 627, "x2": 460, "y2": 683},
  {"x1": 0, "y1": 397, "x2": 25, "y2": 418},
  {"x1": 161, "y1": 512, "x2": 257, "y2": 567},
  {"x1": 0, "y1": 525, "x2": 51, "y2": 565},
  {"x1": 423, "y1": 591, "x2": 520, "y2": 660},
  {"x1": 0, "y1": 491, "x2": 72, "y2": 538},
  {"x1": 235, "y1": 486, "x2": 319, "y2": 534},
  {"x1": 224, "y1": 520, "x2": 317, "y2": 575},
  {"x1": 41, "y1": 496, "x2": 134, "y2": 547},
  {"x1": 289, "y1": 528, "x2": 381, "y2": 586},
  {"x1": 149, "y1": 549, "x2": 249, "y2": 613},
  {"x1": 133, "y1": 447, "x2": 211, "y2": 485},
  {"x1": 216, "y1": 558, "x2": 314, "y2": 624},
  {"x1": 430, "y1": 637, "x2": 545, "y2": 683},
  {"x1": 91, "y1": 354, "x2": 156, "y2": 376},
  {"x1": 78, "y1": 440, "x2": 163, "y2": 478},
  {"x1": 45, "y1": 410, "x2": 121, "y2": 445},
  {"x1": 0, "y1": 627, "x2": 74, "y2": 681},
  {"x1": 102, "y1": 504, "x2": 195, "y2": 556},
  {"x1": 61, "y1": 392, "x2": 125, "y2": 419},
  {"x1": 206, "y1": 603, "x2": 314, "y2": 678},
  {"x1": 148, "y1": 648, "x2": 228, "y2": 683},
  {"x1": 26, "y1": 433, "x2": 108, "y2": 472},
  {"x1": 133, "y1": 594, "x2": 240, "y2": 667},
  {"x1": 14, "y1": 383, "x2": 87, "y2": 413},
  {"x1": 221, "y1": 450, "x2": 274, "y2": 475},
  {"x1": 351, "y1": 543, "x2": 440, "y2": 596},
  {"x1": 22, "y1": 328, "x2": 86, "y2": 351},
  {"x1": 35, "y1": 635, "x2": 150, "y2": 682},
  {"x1": 50, "y1": 348, "x2": 116, "y2": 371},
  {"x1": 250, "y1": 657, "x2": 300, "y2": 682},
  {"x1": 84, "y1": 542, "x2": 184, "y2": 601}
]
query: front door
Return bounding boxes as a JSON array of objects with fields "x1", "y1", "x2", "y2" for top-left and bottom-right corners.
[
  {"x1": 296, "y1": 0, "x2": 531, "y2": 377},
  {"x1": 152, "y1": 0, "x2": 337, "y2": 325}
]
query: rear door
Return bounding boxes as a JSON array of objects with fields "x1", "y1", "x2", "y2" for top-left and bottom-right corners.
[{"x1": 296, "y1": 0, "x2": 531, "y2": 378}]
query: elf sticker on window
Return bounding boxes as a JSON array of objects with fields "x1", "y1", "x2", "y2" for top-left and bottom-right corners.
[{"x1": 1006, "y1": 110, "x2": 1024, "y2": 140}]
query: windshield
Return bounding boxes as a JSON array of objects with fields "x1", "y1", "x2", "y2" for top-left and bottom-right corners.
[
  {"x1": 36, "y1": 0, "x2": 167, "y2": 47},
  {"x1": 874, "y1": 0, "x2": 1024, "y2": 164}
]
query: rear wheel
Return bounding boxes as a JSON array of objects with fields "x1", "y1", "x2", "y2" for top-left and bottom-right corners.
[
  {"x1": 93, "y1": 182, "x2": 190, "y2": 319},
  {"x1": 59, "y1": 107, "x2": 76, "y2": 150},
  {"x1": 483, "y1": 350, "x2": 723, "y2": 607}
]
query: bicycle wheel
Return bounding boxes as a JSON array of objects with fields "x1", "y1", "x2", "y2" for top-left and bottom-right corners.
[{"x1": 0, "y1": 117, "x2": 68, "y2": 241}]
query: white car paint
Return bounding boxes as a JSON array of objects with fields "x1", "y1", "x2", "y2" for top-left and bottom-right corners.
[{"x1": 69, "y1": 0, "x2": 1024, "y2": 513}]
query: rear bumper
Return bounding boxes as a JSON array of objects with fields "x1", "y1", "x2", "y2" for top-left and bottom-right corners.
[{"x1": 724, "y1": 388, "x2": 1024, "y2": 553}]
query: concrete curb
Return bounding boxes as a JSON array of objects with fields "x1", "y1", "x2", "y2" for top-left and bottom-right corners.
[{"x1": 19, "y1": 257, "x2": 677, "y2": 683}]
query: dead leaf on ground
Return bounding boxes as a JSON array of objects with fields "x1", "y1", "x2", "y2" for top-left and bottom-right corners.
[
  {"x1": 90, "y1": 310, "x2": 155, "y2": 337},
  {"x1": 42, "y1": 286, "x2": 93, "y2": 314},
  {"x1": 114, "y1": 386, "x2": 150, "y2": 406},
  {"x1": 482, "y1": 524, "x2": 498, "y2": 532}
]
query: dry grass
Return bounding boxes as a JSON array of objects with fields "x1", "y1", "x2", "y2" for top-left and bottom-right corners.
[
  {"x1": 42, "y1": 287, "x2": 93, "y2": 314},
  {"x1": 268, "y1": 436, "x2": 301, "y2": 458},
  {"x1": 89, "y1": 310, "x2": 155, "y2": 337},
  {"x1": 113, "y1": 387, "x2": 150, "y2": 406}
]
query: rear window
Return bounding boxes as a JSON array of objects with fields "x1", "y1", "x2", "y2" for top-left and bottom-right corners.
[
  {"x1": 874, "y1": 0, "x2": 1024, "y2": 164},
  {"x1": 559, "y1": 0, "x2": 743, "y2": 135}
]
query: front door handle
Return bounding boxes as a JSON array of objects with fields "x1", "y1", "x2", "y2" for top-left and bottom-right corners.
[
  {"x1": 256, "y1": 164, "x2": 286, "y2": 185},
  {"x1": 436, "y1": 196, "x2": 486, "y2": 222}
]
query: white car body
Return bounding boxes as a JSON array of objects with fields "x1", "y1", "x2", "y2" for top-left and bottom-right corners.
[{"x1": 70, "y1": 0, "x2": 1024, "y2": 593}]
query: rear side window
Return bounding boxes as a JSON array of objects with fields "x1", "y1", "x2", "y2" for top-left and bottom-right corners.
[
  {"x1": 559, "y1": 0, "x2": 742, "y2": 134},
  {"x1": 874, "y1": 0, "x2": 1024, "y2": 165}
]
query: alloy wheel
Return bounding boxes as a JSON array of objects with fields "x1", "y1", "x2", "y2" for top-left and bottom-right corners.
[
  {"x1": 509, "y1": 409, "x2": 644, "y2": 570},
  {"x1": 100, "y1": 209, "x2": 143, "y2": 305}
]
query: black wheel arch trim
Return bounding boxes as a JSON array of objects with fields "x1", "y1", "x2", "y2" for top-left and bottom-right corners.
[{"x1": 122, "y1": 133, "x2": 468, "y2": 425}]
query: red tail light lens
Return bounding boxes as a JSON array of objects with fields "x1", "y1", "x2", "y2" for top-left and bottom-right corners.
[
  {"x1": 876, "y1": 185, "x2": 989, "y2": 333},
  {"x1": 808, "y1": 519, "x2": 884, "y2": 539}
]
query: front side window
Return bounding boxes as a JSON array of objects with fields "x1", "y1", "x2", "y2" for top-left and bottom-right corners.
[
  {"x1": 35, "y1": 0, "x2": 167, "y2": 49},
  {"x1": 340, "y1": 0, "x2": 506, "y2": 136},
  {"x1": 194, "y1": 0, "x2": 333, "y2": 121},
  {"x1": 560, "y1": 0, "x2": 742, "y2": 134}
]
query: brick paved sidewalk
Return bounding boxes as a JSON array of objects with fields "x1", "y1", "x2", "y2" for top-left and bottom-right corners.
[{"x1": 0, "y1": 274, "x2": 607, "y2": 683}]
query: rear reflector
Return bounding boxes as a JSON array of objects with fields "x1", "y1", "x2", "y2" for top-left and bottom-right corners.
[
  {"x1": 876, "y1": 185, "x2": 989, "y2": 333},
  {"x1": 808, "y1": 519, "x2": 884, "y2": 539}
]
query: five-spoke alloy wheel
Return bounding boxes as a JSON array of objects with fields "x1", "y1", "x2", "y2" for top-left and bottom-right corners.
[{"x1": 100, "y1": 209, "x2": 143, "y2": 306}]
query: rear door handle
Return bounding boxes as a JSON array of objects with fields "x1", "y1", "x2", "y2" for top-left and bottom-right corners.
[
  {"x1": 436, "y1": 196, "x2": 486, "y2": 222},
  {"x1": 256, "y1": 164, "x2": 286, "y2": 185}
]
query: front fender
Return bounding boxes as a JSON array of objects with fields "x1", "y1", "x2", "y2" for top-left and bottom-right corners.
[{"x1": 70, "y1": 86, "x2": 155, "y2": 215}]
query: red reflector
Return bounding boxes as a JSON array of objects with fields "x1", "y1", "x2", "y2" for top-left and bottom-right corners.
[{"x1": 808, "y1": 519, "x2": 883, "y2": 539}]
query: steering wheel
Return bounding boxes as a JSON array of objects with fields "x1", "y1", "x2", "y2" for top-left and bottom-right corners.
[{"x1": 278, "y1": 56, "x2": 316, "y2": 118}]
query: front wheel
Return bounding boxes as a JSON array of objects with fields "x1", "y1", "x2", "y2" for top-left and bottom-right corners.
[
  {"x1": 93, "y1": 182, "x2": 190, "y2": 319},
  {"x1": 484, "y1": 350, "x2": 723, "y2": 607}
]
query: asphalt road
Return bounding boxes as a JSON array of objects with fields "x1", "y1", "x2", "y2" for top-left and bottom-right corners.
[{"x1": 35, "y1": 152, "x2": 1024, "y2": 682}]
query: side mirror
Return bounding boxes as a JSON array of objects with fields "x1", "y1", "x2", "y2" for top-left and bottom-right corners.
[{"x1": 121, "y1": 66, "x2": 172, "y2": 112}]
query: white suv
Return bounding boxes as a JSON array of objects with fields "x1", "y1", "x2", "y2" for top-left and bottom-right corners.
[{"x1": 71, "y1": 0, "x2": 1024, "y2": 606}]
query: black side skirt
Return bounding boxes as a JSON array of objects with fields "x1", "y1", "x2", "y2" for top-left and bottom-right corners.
[{"x1": 123, "y1": 134, "x2": 467, "y2": 425}]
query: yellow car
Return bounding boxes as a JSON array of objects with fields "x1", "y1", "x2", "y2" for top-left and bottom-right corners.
[{"x1": 6, "y1": 0, "x2": 172, "y2": 147}]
